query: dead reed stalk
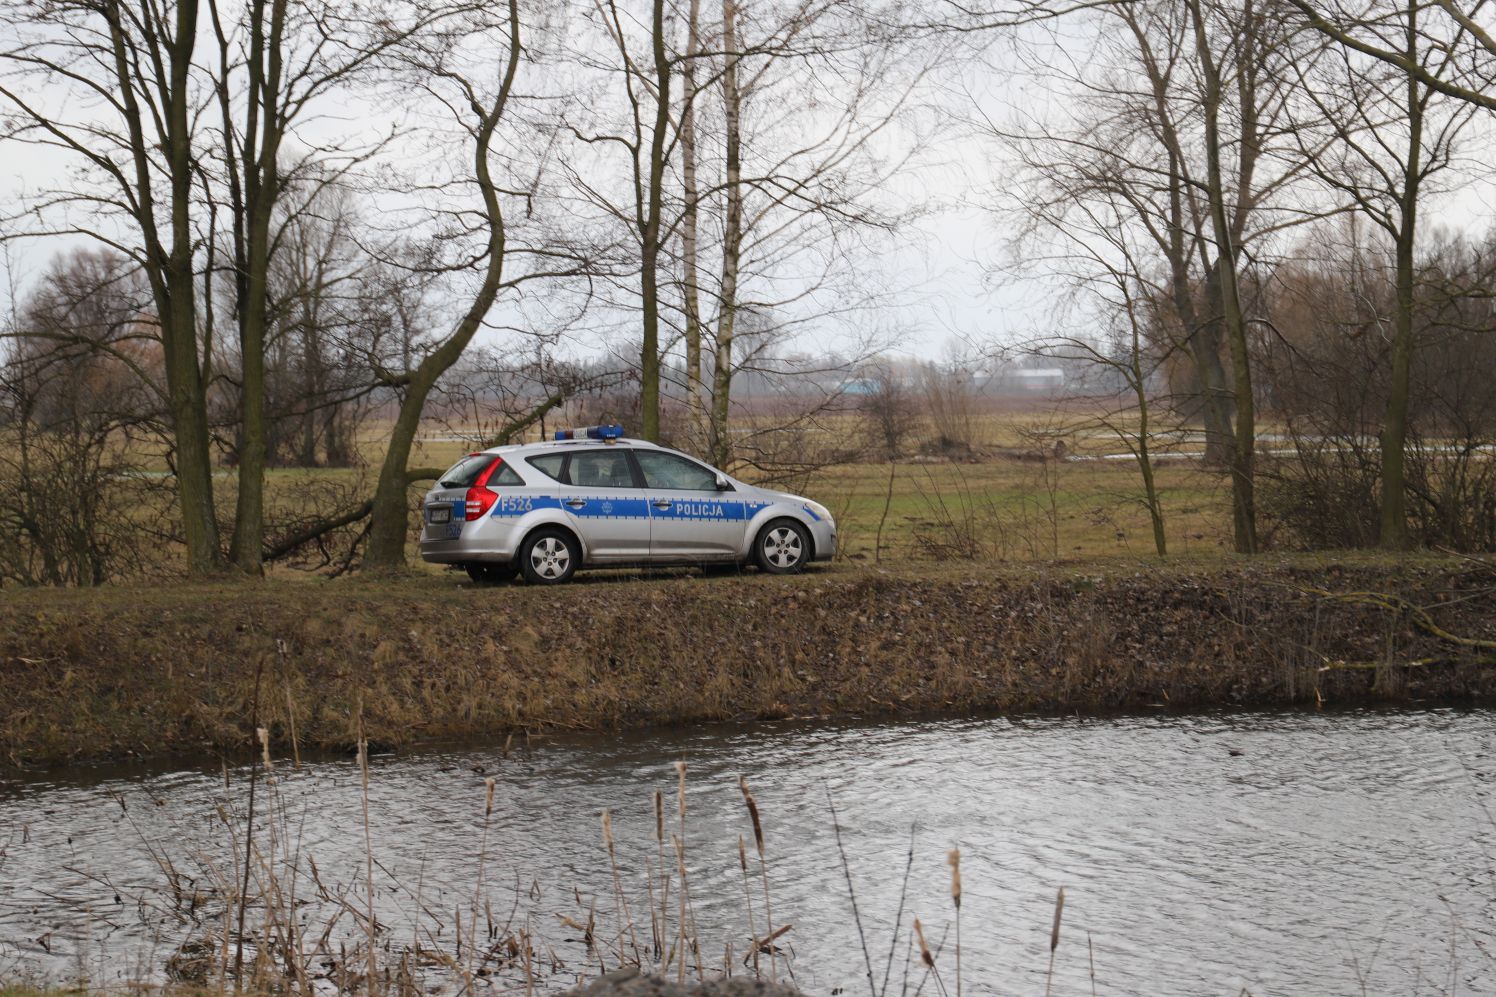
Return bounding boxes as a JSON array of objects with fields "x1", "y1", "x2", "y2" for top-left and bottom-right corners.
[
  {"x1": 738, "y1": 775, "x2": 777, "y2": 982},
  {"x1": 737, "y1": 835, "x2": 759, "y2": 977},
  {"x1": 826, "y1": 788, "x2": 876, "y2": 997},
  {"x1": 1044, "y1": 886, "x2": 1065, "y2": 997},
  {"x1": 948, "y1": 848, "x2": 961, "y2": 997},
  {"x1": 600, "y1": 809, "x2": 641, "y2": 965}
]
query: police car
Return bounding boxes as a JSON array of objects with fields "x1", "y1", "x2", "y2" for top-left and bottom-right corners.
[{"x1": 419, "y1": 424, "x2": 836, "y2": 584}]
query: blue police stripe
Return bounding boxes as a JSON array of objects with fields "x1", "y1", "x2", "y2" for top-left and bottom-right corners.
[
  {"x1": 568, "y1": 497, "x2": 652, "y2": 519},
  {"x1": 488, "y1": 495, "x2": 563, "y2": 518},
  {"x1": 489, "y1": 494, "x2": 772, "y2": 522},
  {"x1": 652, "y1": 500, "x2": 744, "y2": 521}
]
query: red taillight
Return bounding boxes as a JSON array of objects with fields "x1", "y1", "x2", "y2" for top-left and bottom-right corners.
[
  {"x1": 464, "y1": 457, "x2": 505, "y2": 520},
  {"x1": 465, "y1": 486, "x2": 497, "y2": 520}
]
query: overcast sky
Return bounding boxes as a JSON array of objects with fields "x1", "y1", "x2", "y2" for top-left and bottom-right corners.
[{"x1": 3, "y1": 1, "x2": 1495, "y2": 367}]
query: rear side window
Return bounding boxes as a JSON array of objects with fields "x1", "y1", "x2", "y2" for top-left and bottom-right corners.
[
  {"x1": 636, "y1": 450, "x2": 718, "y2": 491},
  {"x1": 440, "y1": 454, "x2": 498, "y2": 488},
  {"x1": 569, "y1": 450, "x2": 635, "y2": 488},
  {"x1": 491, "y1": 463, "x2": 525, "y2": 486},
  {"x1": 526, "y1": 453, "x2": 566, "y2": 481}
]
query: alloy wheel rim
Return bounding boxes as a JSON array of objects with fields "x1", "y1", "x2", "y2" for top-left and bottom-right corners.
[
  {"x1": 532, "y1": 537, "x2": 570, "y2": 578},
  {"x1": 764, "y1": 527, "x2": 802, "y2": 568}
]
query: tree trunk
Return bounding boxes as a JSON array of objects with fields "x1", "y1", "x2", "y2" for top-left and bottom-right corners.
[
  {"x1": 1187, "y1": 0, "x2": 1257, "y2": 554},
  {"x1": 1131, "y1": 325, "x2": 1167, "y2": 557},
  {"x1": 363, "y1": 0, "x2": 521, "y2": 570},
  {"x1": 1379, "y1": 1, "x2": 1422, "y2": 551},
  {"x1": 639, "y1": 0, "x2": 671, "y2": 443},
  {"x1": 710, "y1": 0, "x2": 742, "y2": 469},
  {"x1": 680, "y1": 0, "x2": 705, "y2": 444},
  {"x1": 158, "y1": 0, "x2": 223, "y2": 575},
  {"x1": 228, "y1": 0, "x2": 288, "y2": 575}
]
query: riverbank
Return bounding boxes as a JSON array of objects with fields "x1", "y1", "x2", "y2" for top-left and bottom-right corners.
[{"x1": 3, "y1": 554, "x2": 1495, "y2": 767}]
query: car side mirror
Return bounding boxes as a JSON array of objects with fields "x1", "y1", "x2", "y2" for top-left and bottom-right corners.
[{"x1": 715, "y1": 474, "x2": 733, "y2": 491}]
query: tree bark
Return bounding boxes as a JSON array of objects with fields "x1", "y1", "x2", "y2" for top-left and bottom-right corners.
[
  {"x1": 1379, "y1": 0, "x2": 1423, "y2": 551},
  {"x1": 363, "y1": 0, "x2": 521, "y2": 570},
  {"x1": 228, "y1": 0, "x2": 289, "y2": 575},
  {"x1": 639, "y1": 0, "x2": 672, "y2": 443},
  {"x1": 1187, "y1": 0, "x2": 1257, "y2": 553},
  {"x1": 710, "y1": 0, "x2": 743, "y2": 469},
  {"x1": 680, "y1": 0, "x2": 705, "y2": 442},
  {"x1": 106, "y1": 0, "x2": 223, "y2": 575}
]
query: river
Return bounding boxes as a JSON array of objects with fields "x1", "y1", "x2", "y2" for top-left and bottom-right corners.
[{"x1": 2, "y1": 708, "x2": 1494, "y2": 995}]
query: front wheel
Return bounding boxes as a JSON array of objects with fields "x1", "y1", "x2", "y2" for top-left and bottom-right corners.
[
  {"x1": 520, "y1": 528, "x2": 580, "y2": 585},
  {"x1": 465, "y1": 562, "x2": 517, "y2": 585},
  {"x1": 754, "y1": 520, "x2": 811, "y2": 574}
]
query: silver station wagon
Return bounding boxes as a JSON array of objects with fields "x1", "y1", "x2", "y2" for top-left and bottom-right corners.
[{"x1": 419, "y1": 425, "x2": 836, "y2": 584}]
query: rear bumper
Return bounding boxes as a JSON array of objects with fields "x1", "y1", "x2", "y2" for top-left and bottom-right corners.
[{"x1": 419, "y1": 537, "x2": 517, "y2": 565}]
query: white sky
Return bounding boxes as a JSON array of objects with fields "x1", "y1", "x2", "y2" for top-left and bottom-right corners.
[{"x1": 2, "y1": 1, "x2": 1494, "y2": 365}]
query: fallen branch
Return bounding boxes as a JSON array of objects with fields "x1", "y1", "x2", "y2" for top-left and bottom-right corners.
[
  {"x1": 263, "y1": 500, "x2": 375, "y2": 563},
  {"x1": 1316, "y1": 655, "x2": 1496, "y2": 672},
  {"x1": 262, "y1": 467, "x2": 447, "y2": 564},
  {"x1": 1298, "y1": 586, "x2": 1496, "y2": 652}
]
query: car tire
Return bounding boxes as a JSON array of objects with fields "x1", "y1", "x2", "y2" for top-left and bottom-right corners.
[
  {"x1": 465, "y1": 562, "x2": 517, "y2": 585},
  {"x1": 754, "y1": 519, "x2": 811, "y2": 574},
  {"x1": 520, "y1": 528, "x2": 580, "y2": 585}
]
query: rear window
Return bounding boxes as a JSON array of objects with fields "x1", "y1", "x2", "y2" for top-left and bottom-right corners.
[
  {"x1": 439, "y1": 454, "x2": 497, "y2": 488},
  {"x1": 526, "y1": 453, "x2": 566, "y2": 482},
  {"x1": 438, "y1": 454, "x2": 526, "y2": 488}
]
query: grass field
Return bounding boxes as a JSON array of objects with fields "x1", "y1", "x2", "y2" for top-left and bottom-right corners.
[
  {"x1": 377, "y1": 400, "x2": 1237, "y2": 573},
  {"x1": 4, "y1": 398, "x2": 1241, "y2": 581}
]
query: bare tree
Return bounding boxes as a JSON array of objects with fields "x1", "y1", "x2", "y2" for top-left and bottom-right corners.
[
  {"x1": 990, "y1": 0, "x2": 1329, "y2": 553},
  {"x1": 1287, "y1": 0, "x2": 1496, "y2": 112},
  {"x1": 1286, "y1": 0, "x2": 1485, "y2": 548},
  {"x1": 362, "y1": 0, "x2": 526, "y2": 569},
  {"x1": 1, "y1": 0, "x2": 223, "y2": 573}
]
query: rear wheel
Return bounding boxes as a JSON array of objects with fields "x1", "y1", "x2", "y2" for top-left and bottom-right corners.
[
  {"x1": 465, "y1": 562, "x2": 517, "y2": 585},
  {"x1": 520, "y1": 528, "x2": 580, "y2": 585},
  {"x1": 754, "y1": 519, "x2": 811, "y2": 575}
]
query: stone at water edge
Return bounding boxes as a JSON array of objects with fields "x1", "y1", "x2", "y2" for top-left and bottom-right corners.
[{"x1": 564, "y1": 967, "x2": 803, "y2": 997}]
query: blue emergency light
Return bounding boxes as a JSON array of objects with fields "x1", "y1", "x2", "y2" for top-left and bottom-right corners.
[{"x1": 554, "y1": 422, "x2": 626, "y2": 442}]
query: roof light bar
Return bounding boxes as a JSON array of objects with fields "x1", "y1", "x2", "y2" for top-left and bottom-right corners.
[{"x1": 554, "y1": 423, "x2": 626, "y2": 442}]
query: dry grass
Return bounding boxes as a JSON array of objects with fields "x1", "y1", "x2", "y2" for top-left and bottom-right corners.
[{"x1": 3, "y1": 554, "x2": 1495, "y2": 767}]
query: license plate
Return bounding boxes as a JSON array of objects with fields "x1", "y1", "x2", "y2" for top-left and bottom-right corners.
[{"x1": 429, "y1": 506, "x2": 451, "y2": 524}]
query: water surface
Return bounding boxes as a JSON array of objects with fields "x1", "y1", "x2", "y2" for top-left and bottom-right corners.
[{"x1": 3, "y1": 709, "x2": 1495, "y2": 994}]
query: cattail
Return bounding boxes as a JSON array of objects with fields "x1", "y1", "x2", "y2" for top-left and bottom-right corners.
[
  {"x1": 737, "y1": 835, "x2": 748, "y2": 874},
  {"x1": 738, "y1": 776, "x2": 764, "y2": 856},
  {"x1": 1044, "y1": 886, "x2": 1066, "y2": 997},
  {"x1": 654, "y1": 789, "x2": 664, "y2": 844},
  {"x1": 257, "y1": 726, "x2": 272, "y2": 771},
  {"x1": 484, "y1": 776, "x2": 497, "y2": 817},
  {"x1": 601, "y1": 809, "x2": 615, "y2": 857},
  {"x1": 914, "y1": 917, "x2": 934, "y2": 969},
  {"x1": 949, "y1": 848, "x2": 962, "y2": 997}
]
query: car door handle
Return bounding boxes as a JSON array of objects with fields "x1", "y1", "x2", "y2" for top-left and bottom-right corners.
[
  {"x1": 565, "y1": 499, "x2": 587, "y2": 509},
  {"x1": 652, "y1": 500, "x2": 672, "y2": 510}
]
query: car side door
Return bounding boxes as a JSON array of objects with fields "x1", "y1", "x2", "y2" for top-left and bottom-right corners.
[
  {"x1": 554, "y1": 448, "x2": 651, "y2": 561},
  {"x1": 634, "y1": 449, "x2": 747, "y2": 559}
]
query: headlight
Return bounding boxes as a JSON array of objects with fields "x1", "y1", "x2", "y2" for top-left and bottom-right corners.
[{"x1": 805, "y1": 500, "x2": 832, "y2": 524}]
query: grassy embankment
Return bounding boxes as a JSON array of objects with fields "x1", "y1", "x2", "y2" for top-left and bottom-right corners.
[{"x1": 4, "y1": 553, "x2": 1494, "y2": 767}]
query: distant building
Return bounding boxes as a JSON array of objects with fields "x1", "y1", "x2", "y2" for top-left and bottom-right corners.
[{"x1": 1005, "y1": 368, "x2": 1065, "y2": 393}]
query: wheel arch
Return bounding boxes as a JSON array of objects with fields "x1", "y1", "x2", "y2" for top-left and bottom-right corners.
[
  {"x1": 753, "y1": 514, "x2": 815, "y2": 562},
  {"x1": 519, "y1": 519, "x2": 587, "y2": 563}
]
